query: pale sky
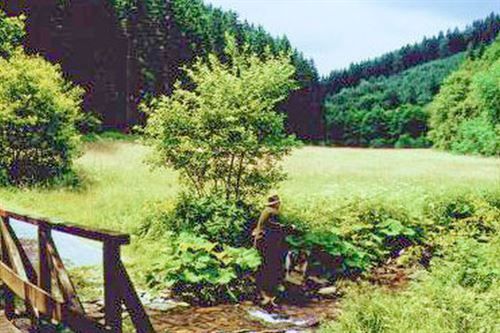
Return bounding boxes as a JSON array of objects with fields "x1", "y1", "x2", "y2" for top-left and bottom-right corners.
[{"x1": 206, "y1": 0, "x2": 499, "y2": 76}]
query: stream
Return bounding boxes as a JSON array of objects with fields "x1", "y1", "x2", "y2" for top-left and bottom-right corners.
[{"x1": 11, "y1": 218, "x2": 102, "y2": 267}]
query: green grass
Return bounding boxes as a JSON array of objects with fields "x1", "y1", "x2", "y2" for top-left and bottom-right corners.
[
  {"x1": 0, "y1": 141, "x2": 498, "y2": 233},
  {"x1": 281, "y1": 147, "x2": 500, "y2": 214},
  {"x1": 0, "y1": 138, "x2": 178, "y2": 233}
]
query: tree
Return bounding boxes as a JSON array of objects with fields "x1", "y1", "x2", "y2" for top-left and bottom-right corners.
[{"x1": 143, "y1": 34, "x2": 298, "y2": 202}]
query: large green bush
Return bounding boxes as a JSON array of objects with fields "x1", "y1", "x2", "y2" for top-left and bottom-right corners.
[
  {"x1": 429, "y1": 37, "x2": 499, "y2": 156},
  {"x1": 143, "y1": 232, "x2": 261, "y2": 305},
  {"x1": 0, "y1": 53, "x2": 83, "y2": 185},
  {"x1": 143, "y1": 34, "x2": 298, "y2": 203}
]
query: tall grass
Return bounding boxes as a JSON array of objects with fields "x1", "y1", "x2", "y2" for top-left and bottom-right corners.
[{"x1": 0, "y1": 138, "x2": 178, "y2": 232}]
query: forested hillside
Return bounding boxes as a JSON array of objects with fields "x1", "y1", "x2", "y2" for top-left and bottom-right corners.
[
  {"x1": 322, "y1": 13, "x2": 499, "y2": 97},
  {"x1": 321, "y1": 13, "x2": 499, "y2": 149},
  {"x1": 324, "y1": 53, "x2": 465, "y2": 146},
  {"x1": 429, "y1": 37, "x2": 500, "y2": 156},
  {"x1": 111, "y1": 0, "x2": 317, "y2": 95}
]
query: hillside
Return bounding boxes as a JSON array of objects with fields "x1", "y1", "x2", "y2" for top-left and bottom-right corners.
[
  {"x1": 322, "y1": 13, "x2": 499, "y2": 97},
  {"x1": 324, "y1": 53, "x2": 465, "y2": 146}
]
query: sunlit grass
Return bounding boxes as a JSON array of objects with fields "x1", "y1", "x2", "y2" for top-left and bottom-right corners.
[
  {"x1": 0, "y1": 138, "x2": 178, "y2": 233},
  {"x1": 281, "y1": 146, "x2": 500, "y2": 214}
]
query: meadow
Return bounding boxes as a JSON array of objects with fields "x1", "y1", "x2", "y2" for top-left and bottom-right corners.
[{"x1": 0, "y1": 136, "x2": 498, "y2": 234}]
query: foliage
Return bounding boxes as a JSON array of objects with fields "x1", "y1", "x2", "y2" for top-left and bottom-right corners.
[
  {"x1": 144, "y1": 232, "x2": 261, "y2": 305},
  {"x1": 286, "y1": 199, "x2": 423, "y2": 278},
  {"x1": 0, "y1": 10, "x2": 24, "y2": 58},
  {"x1": 320, "y1": 193, "x2": 499, "y2": 332},
  {"x1": 143, "y1": 34, "x2": 298, "y2": 202},
  {"x1": 0, "y1": 52, "x2": 83, "y2": 185},
  {"x1": 424, "y1": 194, "x2": 500, "y2": 247},
  {"x1": 429, "y1": 37, "x2": 500, "y2": 156},
  {"x1": 170, "y1": 0, "x2": 318, "y2": 86},
  {"x1": 451, "y1": 117, "x2": 499, "y2": 156},
  {"x1": 321, "y1": 234, "x2": 499, "y2": 333},
  {"x1": 108, "y1": 0, "x2": 316, "y2": 100},
  {"x1": 74, "y1": 111, "x2": 103, "y2": 135}
]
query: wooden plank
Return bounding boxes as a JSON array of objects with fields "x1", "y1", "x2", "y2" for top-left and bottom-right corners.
[
  {"x1": 0, "y1": 219, "x2": 15, "y2": 319},
  {"x1": 0, "y1": 209, "x2": 130, "y2": 244},
  {"x1": 0, "y1": 261, "x2": 61, "y2": 320},
  {"x1": 0, "y1": 311, "x2": 21, "y2": 333},
  {"x1": 0, "y1": 219, "x2": 29, "y2": 281},
  {"x1": 0, "y1": 262, "x2": 109, "y2": 332},
  {"x1": 103, "y1": 241, "x2": 123, "y2": 333},
  {"x1": 117, "y1": 261, "x2": 155, "y2": 333},
  {"x1": 0, "y1": 218, "x2": 38, "y2": 284},
  {"x1": 0, "y1": 217, "x2": 39, "y2": 327},
  {"x1": 45, "y1": 233, "x2": 84, "y2": 314}
]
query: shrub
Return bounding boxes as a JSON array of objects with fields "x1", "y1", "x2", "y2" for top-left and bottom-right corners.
[
  {"x1": 143, "y1": 34, "x2": 298, "y2": 203},
  {"x1": 424, "y1": 194, "x2": 500, "y2": 246},
  {"x1": 173, "y1": 192, "x2": 257, "y2": 246},
  {"x1": 394, "y1": 134, "x2": 430, "y2": 148},
  {"x1": 286, "y1": 199, "x2": 423, "y2": 278},
  {"x1": 451, "y1": 117, "x2": 499, "y2": 156},
  {"x1": 75, "y1": 111, "x2": 103, "y2": 135},
  {"x1": 144, "y1": 232, "x2": 261, "y2": 305},
  {"x1": 0, "y1": 53, "x2": 83, "y2": 185}
]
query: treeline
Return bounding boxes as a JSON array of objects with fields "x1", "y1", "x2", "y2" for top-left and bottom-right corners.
[
  {"x1": 109, "y1": 0, "x2": 317, "y2": 101},
  {"x1": 429, "y1": 37, "x2": 499, "y2": 156},
  {"x1": 322, "y1": 13, "x2": 500, "y2": 96},
  {"x1": 324, "y1": 53, "x2": 465, "y2": 147}
]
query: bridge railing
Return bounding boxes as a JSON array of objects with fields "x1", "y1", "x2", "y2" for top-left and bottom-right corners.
[{"x1": 0, "y1": 208, "x2": 154, "y2": 333}]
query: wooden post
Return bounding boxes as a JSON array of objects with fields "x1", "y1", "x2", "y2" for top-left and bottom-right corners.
[
  {"x1": 38, "y1": 223, "x2": 52, "y2": 294},
  {"x1": 37, "y1": 221, "x2": 53, "y2": 331},
  {"x1": 0, "y1": 217, "x2": 15, "y2": 320},
  {"x1": 103, "y1": 241, "x2": 122, "y2": 333}
]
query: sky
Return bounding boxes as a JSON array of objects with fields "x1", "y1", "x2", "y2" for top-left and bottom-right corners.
[{"x1": 206, "y1": 0, "x2": 499, "y2": 76}]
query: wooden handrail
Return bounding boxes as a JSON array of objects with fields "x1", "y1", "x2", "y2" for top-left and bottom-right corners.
[
  {"x1": 0, "y1": 208, "x2": 154, "y2": 332},
  {"x1": 0, "y1": 208, "x2": 130, "y2": 245}
]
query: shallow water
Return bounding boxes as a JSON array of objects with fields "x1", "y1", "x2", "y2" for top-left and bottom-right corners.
[{"x1": 10, "y1": 219, "x2": 102, "y2": 267}]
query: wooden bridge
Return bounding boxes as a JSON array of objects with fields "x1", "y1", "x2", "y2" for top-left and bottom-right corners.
[{"x1": 0, "y1": 208, "x2": 154, "y2": 332}]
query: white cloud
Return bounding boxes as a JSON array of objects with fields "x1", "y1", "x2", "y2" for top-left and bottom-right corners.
[{"x1": 207, "y1": 0, "x2": 496, "y2": 75}]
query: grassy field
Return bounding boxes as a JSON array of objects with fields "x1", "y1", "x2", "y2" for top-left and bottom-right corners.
[{"x1": 0, "y1": 138, "x2": 498, "y2": 233}]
